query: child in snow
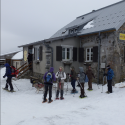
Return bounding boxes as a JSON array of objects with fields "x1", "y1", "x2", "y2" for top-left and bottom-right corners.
[
  {"x1": 3, "y1": 63, "x2": 14, "y2": 92},
  {"x1": 55, "y1": 66, "x2": 66, "y2": 100},
  {"x1": 77, "y1": 67, "x2": 87, "y2": 98},
  {"x1": 43, "y1": 67, "x2": 56, "y2": 103}
]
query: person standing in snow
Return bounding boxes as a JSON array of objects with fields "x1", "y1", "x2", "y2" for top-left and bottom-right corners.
[
  {"x1": 55, "y1": 66, "x2": 66, "y2": 100},
  {"x1": 86, "y1": 66, "x2": 95, "y2": 90},
  {"x1": 70, "y1": 66, "x2": 77, "y2": 93},
  {"x1": 43, "y1": 67, "x2": 56, "y2": 103},
  {"x1": 77, "y1": 67, "x2": 87, "y2": 98},
  {"x1": 3, "y1": 63, "x2": 14, "y2": 92},
  {"x1": 104, "y1": 65, "x2": 114, "y2": 94}
]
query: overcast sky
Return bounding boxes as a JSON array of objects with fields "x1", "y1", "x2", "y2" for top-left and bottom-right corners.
[{"x1": 1, "y1": 0, "x2": 121, "y2": 54}]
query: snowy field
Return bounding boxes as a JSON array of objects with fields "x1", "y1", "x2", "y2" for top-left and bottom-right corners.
[{"x1": 1, "y1": 67, "x2": 125, "y2": 125}]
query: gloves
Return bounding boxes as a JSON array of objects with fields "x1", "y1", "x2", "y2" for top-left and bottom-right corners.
[
  {"x1": 3, "y1": 76, "x2": 5, "y2": 78},
  {"x1": 58, "y1": 78, "x2": 61, "y2": 82},
  {"x1": 103, "y1": 73, "x2": 107, "y2": 76}
]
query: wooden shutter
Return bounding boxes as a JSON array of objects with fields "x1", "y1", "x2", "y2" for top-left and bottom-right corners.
[
  {"x1": 124, "y1": 46, "x2": 125, "y2": 63},
  {"x1": 79, "y1": 48, "x2": 84, "y2": 62},
  {"x1": 56, "y1": 46, "x2": 62, "y2": 61},
  {"x1": 34, "y1": 48, "x2": 35, "y2": 60},
  {"x1": 39, "y1": 46, "x2": 42, "y2": 61},
  {"x1": 73, "y1": 47, "x2": 77, "y2": 61},
  {"x1": 93, "y1": 46, "x2": 98, "y2": 62}
]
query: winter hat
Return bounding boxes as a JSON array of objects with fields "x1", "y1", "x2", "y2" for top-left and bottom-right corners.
[{"x1": 106, "y1": 65, "x2": 110, "y2": 69}]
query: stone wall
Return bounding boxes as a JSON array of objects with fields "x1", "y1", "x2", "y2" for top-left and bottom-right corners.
[{"x1": 81, "y1": 23, "x2": 125, "y2": 84}]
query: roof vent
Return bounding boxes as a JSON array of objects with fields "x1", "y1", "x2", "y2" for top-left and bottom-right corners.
[
  {"x1": 92, "y1": 10, "x2": 96, "y2": 12},
  {"x1": 81, "y1": 17, "x2": 84, "y2": 19}
]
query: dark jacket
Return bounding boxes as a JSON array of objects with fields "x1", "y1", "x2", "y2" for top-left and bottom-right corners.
[
  {"x1": 86, "y1": 69, "x2": 94, "y2": 79},
  {"x1": 43, "y1": 67, "x2": 56, "y2": 85},
  {"x1": 3, "y1": 63, "x2": 12, "y2": 78},
  {"x1": 70, "y1": 66, "x2": 76, "y2": 81},
  {"x1": 27, "y1": 54, "x2": 32, "y2": 62}
]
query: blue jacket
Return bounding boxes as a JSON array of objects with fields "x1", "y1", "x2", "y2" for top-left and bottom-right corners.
[
  {"x1": 3, "y1": 63, "x2": 12, "y2": 78},
  {"x1": 107, "y1": 68, "x2": 114, "y2": 80}
]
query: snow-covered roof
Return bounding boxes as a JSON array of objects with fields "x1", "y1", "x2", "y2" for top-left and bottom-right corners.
[
  {"x1": 50, "y1": 0, "x2": 125, "y2": 38},
  {"x1": 12, "y1": 51, "x2": 23, "y2": 60},
  {"x1": 18, "y1": 0, "x2": 125, "y2": 48},
  {"x1": 0, "y1": 50, "x2": 20, "y2": 56}
]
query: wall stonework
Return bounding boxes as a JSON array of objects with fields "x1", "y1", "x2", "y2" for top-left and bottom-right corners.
[{"x1": 81, "y1": 22, "x2": 125, "y2": 84}]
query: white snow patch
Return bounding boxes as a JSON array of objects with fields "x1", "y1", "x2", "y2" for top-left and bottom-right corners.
[
  {"x1": 83, "y1": 20, "x2": 94, "y2": 29},
  {"x1": 12, "y1": 51, "x2": 23, "y2": 60},
  {"x1": 1, "y1": 67, "x2": 125, "y2": 125}
]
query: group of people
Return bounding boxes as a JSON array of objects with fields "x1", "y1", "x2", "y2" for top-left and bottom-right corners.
[
  {"x1": 42, "y1": 65, "x2": 114, "y2": 103},
  {"x1": 3, "y1": 62, "x2": 114, "y2": 103}
]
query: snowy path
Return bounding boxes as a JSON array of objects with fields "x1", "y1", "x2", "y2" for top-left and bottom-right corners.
[{"x1": 1, "y1": 68, "x2": 125, "y2": 125}]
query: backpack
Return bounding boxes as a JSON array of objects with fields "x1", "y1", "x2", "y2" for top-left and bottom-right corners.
[
  {"x1": 83, "y1": 72, "x2": 89, "y2": 82},
  {"x1": 11, "y1": 66, "x2": 19, "y2": 77},
  {"x1": 45, "y1": 72, "x2": 53, "y2": 83}
]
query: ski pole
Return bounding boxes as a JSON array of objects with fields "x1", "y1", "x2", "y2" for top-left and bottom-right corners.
[
  {"x1": 101, "y1": 76, "x2": 104, "y2": 93},
  {"x1": 55, "y1": 83, "x2": 56, "y2": 100},
  {"x1": 13, "y1": 83, "x2": 19, "y2": 91}
]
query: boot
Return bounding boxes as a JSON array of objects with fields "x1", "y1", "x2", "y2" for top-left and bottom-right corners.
[
  {"x1": 56, "y1": 90, "x2": 59, "y2": 99},
  {"x1": 42, "y1": 99, "x2": 48, "y2": 103},
  {"x1": 60, "y1": 90, "x2": 64, "y2": 100}
]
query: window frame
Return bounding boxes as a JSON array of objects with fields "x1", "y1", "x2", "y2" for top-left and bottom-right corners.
[
  {"x1": 61, "y1": 45, "x2": 73, "y2": 61},
  {"x1": 34, "y1": 45, "x2": 40, "y2": 60},
  {"x1": 85, "y1": 47, "x2": 93, "y2": 62}
]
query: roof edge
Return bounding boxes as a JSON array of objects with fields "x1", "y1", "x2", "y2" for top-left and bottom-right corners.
[{"x1": 77, "y1": 0, "x2": 124, "y2": 19}]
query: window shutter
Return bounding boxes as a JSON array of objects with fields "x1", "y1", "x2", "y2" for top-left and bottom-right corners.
[
  {"x1": 79, "y1": 48, "x2": 84, "y2": 62},
  {"x1": 39, "y1": 46, "x2": 42, "y2": 61},
  {"x1": 93, "y1": 46, "x2": 98, "y2": 62},
  {"x1": 73, "y1": 47, "x2": 77, "y2": 61},
  {"x1": 34, "y1": 48, "x2": 35, "y2": 60},
  {"x1": 124, "y1": 46, "x2": 125, "y2": 63},
  {"x1": 56, "y1": 46, "x2": 62, "y2": 61}
]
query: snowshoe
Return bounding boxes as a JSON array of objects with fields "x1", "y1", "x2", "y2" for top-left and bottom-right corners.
[
  {"x1": 87, "y1": 88, "x2": 93, "y2": 91},
  {"x1": 8, "y1": 90, "x2": 16, "y2": 92},
  {"x1": 71, "y1": 89, "x2": 78, "y2": 94},
  {"x1": 48, "y1": 100, "x2": 53, "y2": 103},
  {"x1": 2, "y1": 88, "x2": 8, "y2": 91},
  {"x1": 56, "y1": 97, "x2": 59, "y2": 100},
  {"x1": 60, "y1": 97, "x2": 64, "y2": 100},
  {"x1": 79, "y1": 95, "x2": 87, "y2": 99},
  {"x1": 42, "y1": 99, "x2": 48, "y2": 103}
]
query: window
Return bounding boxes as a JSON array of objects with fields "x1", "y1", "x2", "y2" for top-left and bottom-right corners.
[
  {"x1": 35, "y1": 46, "x2": 40, "y2": 60},
  {"x1": 86, "y1": 48, "x2": 93, "y2": 62},
  {"x1": 62, "y1": 46, "x2": 73, "y2": 61}
]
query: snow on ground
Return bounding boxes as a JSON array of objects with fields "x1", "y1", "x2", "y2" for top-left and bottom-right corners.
[{"x1": 1, "y1": 67, "x2": 125, "y2": 125}]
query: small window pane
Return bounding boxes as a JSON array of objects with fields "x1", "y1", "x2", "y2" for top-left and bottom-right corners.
[
  {"x1": 67, "y1": 48, "x2": 70, "y2": 59},
  {"x1": 37, "y1": 48, "x2": 39, "y2": 59},
  {"x1": 62, "y1": 51, "x2": 65, "y2": 59},
  {"x1": 87, "y1": 49, "x2": 89, "y2": 52},
  {"x1": 91, "y1": 48, "x2": 93, "y2": 52}
]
